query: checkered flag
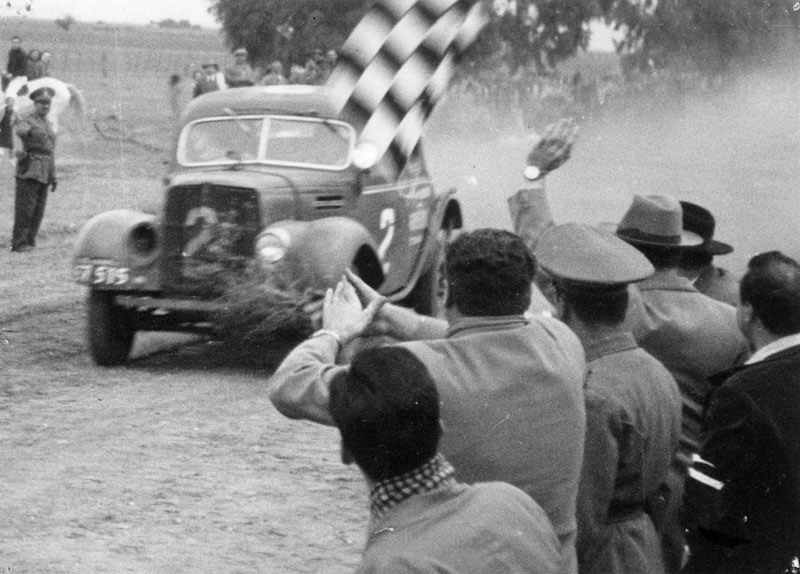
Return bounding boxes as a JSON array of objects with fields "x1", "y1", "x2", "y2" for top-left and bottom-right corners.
[{"x1": 326, "y1": 0, "x2": 489, "y2": 173}]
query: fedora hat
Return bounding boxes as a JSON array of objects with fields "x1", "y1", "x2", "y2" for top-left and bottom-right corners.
[
  {"x1": 536, "y1": 223, "x2": 654, "y2": 290},
  {"x1": 613, "y1": 194, "x2": 702, "y2": 248},
  {"x1": 679, "y1": 201, "x2": 733, "y2": 255}
]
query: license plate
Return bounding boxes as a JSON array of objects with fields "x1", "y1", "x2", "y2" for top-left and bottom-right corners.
[{"x1": 73, "y1": 264, "x2": 130, "y2": 286}]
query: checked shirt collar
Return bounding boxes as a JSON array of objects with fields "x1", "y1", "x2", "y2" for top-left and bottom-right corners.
[{"x1": 369, "y1": 453, "x2": 456, "y2": 519}]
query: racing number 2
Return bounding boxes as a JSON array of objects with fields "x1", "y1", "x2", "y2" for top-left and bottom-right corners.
[{"x1": 377, "y1": 208, "x2": 395, "y2": 273}]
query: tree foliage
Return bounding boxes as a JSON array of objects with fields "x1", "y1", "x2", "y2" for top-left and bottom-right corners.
[
  {"x1": 210, "y1": 0, "x2": 800, "y2": 78},
  {"x1": 466, "y1": 0, "x2": 599, "y2": 75},
  {"x1": 54, "y1": 14, "x2": 76, "y2": 33},
  {"x1": 210, "y1": 0, "x2": 368, "y2": 69},
  {"x1": 608, "y1": 0, "x2": 800, "y2": 75}
]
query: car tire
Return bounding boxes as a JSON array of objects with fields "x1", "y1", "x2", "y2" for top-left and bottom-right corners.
[
  {"x1": 411, "y1": 220, "x2": 457, "y2": 318},
  {"x1": 87, "y1": 290, "x2": 136, "y2": 366}
]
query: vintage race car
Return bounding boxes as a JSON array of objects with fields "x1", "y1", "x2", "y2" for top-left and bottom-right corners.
[{"x1": 72, "y1": 85, "x2": 462, "y2": 366}]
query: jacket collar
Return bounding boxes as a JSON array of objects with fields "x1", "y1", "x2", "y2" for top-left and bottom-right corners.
[
  {"x1": 446, "y1": 315, "x2": 529, "y2": 338},
  {"x1": 709, "y1": 342, "x2": 800, "y2": 387},
  {"x1": 636, "y1": 269, "x2": 698, "y2": 293},
  {"x1": 583, "y1": 331, "x2": 638, "y2": 363},
  {"x1": 745, "y1": 332, "x2": 800, "y2": 365}
]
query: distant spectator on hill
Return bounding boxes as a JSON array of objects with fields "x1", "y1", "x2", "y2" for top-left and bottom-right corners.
[
  {"x1": 168, "y1": 73, "x2": 182, "y2": 118},
  {"x1": 288, "y1": 64, "x2": 307, "y2": 85},
  {"x1": 259, "y1": 61, "x2": 287, "y2": 86},
  {"x1": 317, "y1": 49, "x2": 337, "y2": 84},
  {"x1": 224, "y1": 48, "x2": 254, "y2": 88},
  {"x1": 26, "y1": 49, "x2": 43, "y2": 80},
  {"x1": 40, "y1": 51, "x2": 52, "y2": 77},
  {"x1": 6, "y1": 36, "x2": 26, "y2": 78},
  {"x1": 0, "y1": 88, "x2": 15, "y2": 157},
  {"x1": 194, "y1": 62, "x2": 226, "y2": 97}
]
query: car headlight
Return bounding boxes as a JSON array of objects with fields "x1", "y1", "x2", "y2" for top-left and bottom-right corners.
[
  {"x1": 129, "y1": 222, "x2": 158, "y2": 257},
  {"x1": 256, "y1": 230, "x2": 290, "y2": 263}
]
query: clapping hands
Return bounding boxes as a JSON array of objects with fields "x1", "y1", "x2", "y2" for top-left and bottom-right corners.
[{"x1": 322, "y1": 270, "x2": 387, "y2": 345}]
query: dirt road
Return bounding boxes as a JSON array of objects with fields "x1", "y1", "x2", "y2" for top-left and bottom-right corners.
[{"x1": 1, "y1": 156, "x2": 367, "y2": 573}]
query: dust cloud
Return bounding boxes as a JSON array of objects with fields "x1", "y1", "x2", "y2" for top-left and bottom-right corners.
[{"x1": 425, "y1": 60, "x2": 800, "y2": 276}]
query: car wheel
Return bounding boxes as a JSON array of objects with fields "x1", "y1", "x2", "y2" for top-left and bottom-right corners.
[
  {"x1": 411, "y1": 220, "x2": 457, "y2": 318},
  {"x1": 87, "y1": 290, "x2": 136, "y2": 366}
]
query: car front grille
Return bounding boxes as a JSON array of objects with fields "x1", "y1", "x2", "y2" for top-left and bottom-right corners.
[{"x1": 162, "y1": 184, "x2": 260, "y2": 296}]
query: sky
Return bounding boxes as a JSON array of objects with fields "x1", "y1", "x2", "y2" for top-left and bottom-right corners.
[
  {"x1": 0, "y1": 0, "x2": 219, "y2": 28},
  {"x1": 0, "y1": 1, "x2": 620, "y2": 50}
]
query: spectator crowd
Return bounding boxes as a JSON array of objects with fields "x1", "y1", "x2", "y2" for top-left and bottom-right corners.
[
  {"x1": 268, "y1": 129, "x2": 800, "y2": 574},
  {"x1": 187, "y1": 46, "x2": 337, "y2": 99}
]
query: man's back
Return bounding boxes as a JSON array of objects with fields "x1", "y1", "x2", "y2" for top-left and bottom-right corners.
[
  {"x1": 400, "y1": 314, "x2": 586, "y2": 572},
  {"x1": 359, "y1": 481, "x2": 561, "y2": 574},
  {"x1": 577, "y1": 337, "x2": 681, "y2": 574},
  {"x1": 627, "y1": 271, "x2": 748, "y2": 450}
]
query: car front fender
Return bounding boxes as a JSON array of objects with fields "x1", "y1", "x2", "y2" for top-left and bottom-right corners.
[
  {"x1": 258, "y1": 217, "x2": 385, "y2": 291},
  {"x1": 72, "y1": 209, "x2": 161, "y2": 290}
]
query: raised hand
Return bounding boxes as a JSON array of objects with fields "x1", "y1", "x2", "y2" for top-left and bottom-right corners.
[
  {"x1": 322, "y1": 275, "x2": 387, "y2": 344},
  {"x1": 526, "y1": 117, "x2": 580, "y2": 177}
]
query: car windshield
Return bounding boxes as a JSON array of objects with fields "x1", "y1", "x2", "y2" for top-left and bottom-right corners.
[{"x1": 178, "y1": 115, "x2": 355, "y2": 169}]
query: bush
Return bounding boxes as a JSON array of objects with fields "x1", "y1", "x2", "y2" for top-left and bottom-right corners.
[{"x1": 213, "y1": 266, "x2": 323, "y2": 365}]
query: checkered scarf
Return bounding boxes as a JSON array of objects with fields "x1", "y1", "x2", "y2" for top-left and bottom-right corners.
[
  {"x1": 369, "y1": 453, "x2": 456, "y2": 518},
  {"x1": 326, "y1": 0, "x2": 489, "y2": 174}
]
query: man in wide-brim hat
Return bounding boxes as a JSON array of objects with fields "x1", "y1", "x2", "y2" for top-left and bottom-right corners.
[
  {"x1": 609, "y1": 193, "x2": 749, "y2": 573},
  {"x1": 536, "y1": 222, "x2": 682, "y2": 574},
  {"x1": 677, "y1": 200, "x2": 739, "y2": 306}
]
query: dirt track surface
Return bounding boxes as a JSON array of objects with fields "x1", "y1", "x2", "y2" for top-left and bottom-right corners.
[{"x1": 1, "y1": 154, "x2": 366, "y2": 572}]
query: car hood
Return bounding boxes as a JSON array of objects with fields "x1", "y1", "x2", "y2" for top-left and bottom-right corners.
[{"x1": 166, "y1": 167, "x2": 355, "y2": 193}]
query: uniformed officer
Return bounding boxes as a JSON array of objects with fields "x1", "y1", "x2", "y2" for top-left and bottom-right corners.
[
  {"x1": 10, "y1": 86, "x2": 57, "y2": 252},
  {"x1": 536, "y1": 223, "x2": 682, "y2": 574}
]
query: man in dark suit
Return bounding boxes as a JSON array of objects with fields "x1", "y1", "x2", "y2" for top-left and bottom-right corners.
[
  {"x1": 6, "y1": 35, "x2": 26, "y2": 78},
  {"x1": 684, "y1": 250, "x2": 800, "y2": 573}
]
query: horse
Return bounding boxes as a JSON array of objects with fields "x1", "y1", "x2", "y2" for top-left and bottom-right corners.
[{"x1": 1, "y1": 76, "x2": 87, "y2": 132}]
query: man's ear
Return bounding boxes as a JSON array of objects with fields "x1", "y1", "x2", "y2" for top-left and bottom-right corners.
[
  {"x1": 737, "y1": 301, "x2": 756, "y2": 337},
  {"x1": 340, "y1": 440, "x2": 354, "y2": 466}
]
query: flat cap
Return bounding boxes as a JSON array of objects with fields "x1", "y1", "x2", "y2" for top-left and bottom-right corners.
[{"x1": 536, "y1": 223, "x2": 654, "y2": 290}]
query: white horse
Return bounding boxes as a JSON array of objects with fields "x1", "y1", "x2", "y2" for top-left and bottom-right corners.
[{"x1": 1, "y1": 76, "x2": 86, "y2": 132}]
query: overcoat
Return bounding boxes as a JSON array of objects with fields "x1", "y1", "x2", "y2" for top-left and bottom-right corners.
[
  {"x1": 359, "y1": 481, "x2": 561, "y2": 574},
  {"x1": 576, "y1": 333, "x2": 681, "y2": 574},
  {"x1": 684, "y1": 344, "x2": 800, "y2": 574}
]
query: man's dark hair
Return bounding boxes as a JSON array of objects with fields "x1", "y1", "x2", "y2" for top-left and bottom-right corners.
[
  {"x1": 562, "y1": 286, "x2": 629, "y2": 326},
  {"x1": 740, "y1": 251, "x2": 800, "y2": 336},
  {"x1": 445, "y1": 228, "x2": 535, "y2": 316},
  {"x1": 628, "y1": 243, "x2": 682, "y2": 269},
  {"x1": 329, "y1": 347, "x2": 441, "y2": 482}
]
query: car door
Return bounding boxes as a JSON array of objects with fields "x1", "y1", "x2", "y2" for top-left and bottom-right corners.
[{"x1": 356, "y1": 145, "x2": 434, "y2": 295}]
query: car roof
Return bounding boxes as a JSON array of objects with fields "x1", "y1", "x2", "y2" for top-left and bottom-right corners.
[{"x1": 181, "y1": 85, "x2": 341, "y2": 123}]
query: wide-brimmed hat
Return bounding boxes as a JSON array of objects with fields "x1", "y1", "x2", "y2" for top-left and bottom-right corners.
[
  {"x1": 536, "y1": 223, "x2": 654, "y2": 291},
  {"x1": 201, "y1": 61, "x2": 219, "y2": 71},
  {"x1": 612, "y1": 194, "x2": 702, "y2": 248},
  {"x1": 233, "y1": 48, "x2": 247, "y2": 56},
  {"x1": 679, "y1": 201, "x2": 733, "y2": 255},
  {"x1": 30, "y1": 86, "x2": 55, "y2": 102}
]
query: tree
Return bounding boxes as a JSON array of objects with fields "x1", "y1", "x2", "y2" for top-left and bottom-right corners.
[
  {"x1": 55, "y1": 14, "x2": 76, "y2": 33},
  {"x1": 607, "y1": 0, "x2": 800, "y2": 75},
  {"x1": 210, "y1": 0, "x2": 368, "y2": 69},
  {"x1": 465, "y1": 0, "x2": 600, "y2": 75}
]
